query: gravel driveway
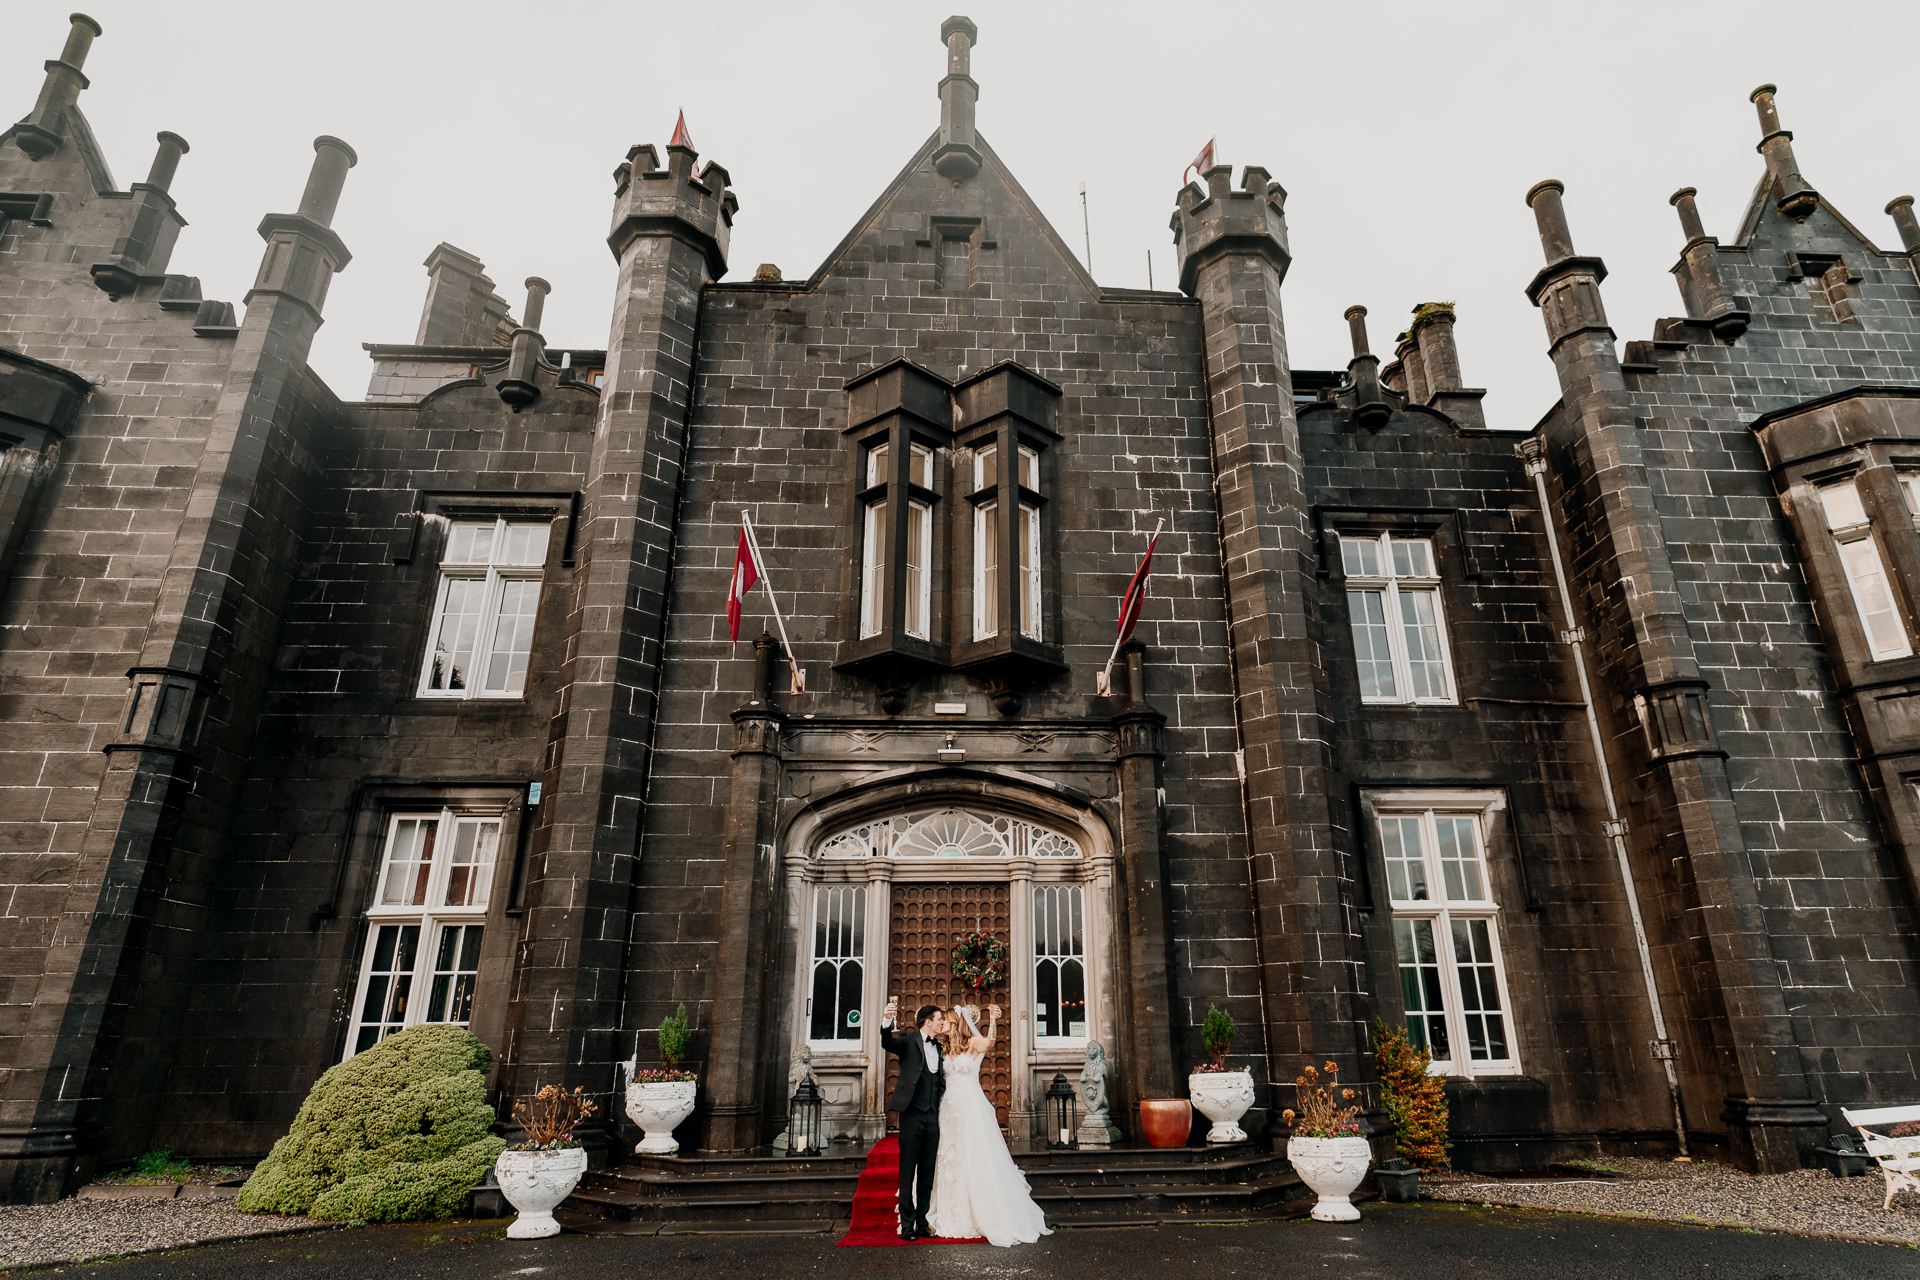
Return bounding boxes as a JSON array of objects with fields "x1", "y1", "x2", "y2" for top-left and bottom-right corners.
[
  {"x1": 1423, "y1": 1155, "x2": 1920, "y2": 1245},
  {"x1": 0, "y1": 1196, "x2": 335, "y2": 1272}
]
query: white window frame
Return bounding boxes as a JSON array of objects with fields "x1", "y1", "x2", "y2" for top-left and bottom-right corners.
[
  {"x1": 805, "y1": 884, "x2": 868, "y2": 1049},
  {"x1": 972, "y1": 443, "x2": 1044, "y2": 641},
  {"x1": 860, "y1": 442, "x2": 933, "y2": 640},
  {"x1": 1821, "y1": 481, "x2": 1911, "y2": 661},
  {"x1": 1366, "y1": 789, "x2": 1519, "y2": 1079},
  {"x1": 1032, "y1": 883, "x2": 1088, "y2": 1048},
  {"x1": 418, "y1": 517, "x2": 550, "y2": 699},
  {"x1": 1341, "y1": 532, "x2": 1457, "y2": 705},
  {"x1": 344, "y1": 808, "x2": 502, "y2": 1058}
]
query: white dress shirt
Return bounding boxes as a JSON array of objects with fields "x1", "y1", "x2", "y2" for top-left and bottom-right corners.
[{"x1": 883, "y1": 1017, "x2": 941, "y2": 1074}]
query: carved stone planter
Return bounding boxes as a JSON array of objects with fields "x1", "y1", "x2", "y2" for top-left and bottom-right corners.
[
  {"x1": 495, "y1": 1147, "x2": 588, "y2": 1239},
  {"x1": 1189, "y1": 1069, "x2": 1255, "y2": 1144},
  {"x1": 1287, "y1": 1135, "x2": 1372, "y2": 1221},
  {"x1": 626, "y1": 1079, "x2": 697, "y2": 1155}
]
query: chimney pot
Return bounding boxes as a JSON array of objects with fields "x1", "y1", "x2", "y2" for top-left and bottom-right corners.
[
  {"x1": 1669, "y1": 187, "x2": 1706, "y2": 242},
  {"x1": 1886, "y1": 196, "x2": 1920, "y2": 254},
  {"x1": 522, "y1": 277, "x2": 551, "y2": 333},
  {"x1": 1344, "y1": 305, "x2": 1371, "y2": 358},
  {"x1": 1526, "y1": 179, "x2": 1576, "y2": 262},
  {"x1": 297, "y1": 136, "x2": 358, "y2": 227},
  {"x1": 60, "y1": 13, "x2": 103, "y2": 67},
  {"x1": 1750, "y1": 83, "x2": 1781, "y2": 133},
  {"x1": 146, "y1": 131, "x2": 189, "y2": 192}
]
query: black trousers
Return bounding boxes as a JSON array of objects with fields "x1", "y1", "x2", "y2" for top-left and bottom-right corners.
[{"x1": 897, "y1": 1105, "x2": 939, "y2": 1227}]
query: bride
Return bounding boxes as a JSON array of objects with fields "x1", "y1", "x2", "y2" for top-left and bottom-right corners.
[{"x1": 927, "y1": 1003, "x2": 1053, "y2": 1247}]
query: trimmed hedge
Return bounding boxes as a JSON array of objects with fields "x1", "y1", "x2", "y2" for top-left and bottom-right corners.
[{"x1": 238, "y1": 1024, "x2": 506, "y2": 1221}]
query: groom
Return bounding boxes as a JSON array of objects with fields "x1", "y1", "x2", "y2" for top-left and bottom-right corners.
[{"x1": 879, "y1": 998, "x2": 946, "y2": 1240}]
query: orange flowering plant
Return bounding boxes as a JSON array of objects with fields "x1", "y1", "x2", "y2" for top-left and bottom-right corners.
[{"x1": 1280, "y1": 1061, "x2": 1362, "y2": 1138}]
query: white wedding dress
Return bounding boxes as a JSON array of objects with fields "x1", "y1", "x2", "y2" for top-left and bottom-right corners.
[{"x1": 926, "y1": 1049, "x2": 1052, "y2": 1246}]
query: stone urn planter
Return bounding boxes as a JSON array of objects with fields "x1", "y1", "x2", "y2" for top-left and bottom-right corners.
[
  {"x1": 495, "y1": 1147, "x2": 589, "y2": 1239},
  {"x1": 626, "y1": 1079, "x2": 698, "y2": 1155},
  {"x1": 1287, "y1": 1135, "x2": 1373, "y2": 1221},
  {"x1": 1138, "y1": 1098, "x2": 1193, "y2": 1148},
  {"x1": 1189, "y1": 1069, "x2": 1255, "y2": 1144}
]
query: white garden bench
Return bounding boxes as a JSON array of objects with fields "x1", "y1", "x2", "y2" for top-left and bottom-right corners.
[{"x1": 1840, "y1": 1105, "x2": 1920, "y2": 1210}]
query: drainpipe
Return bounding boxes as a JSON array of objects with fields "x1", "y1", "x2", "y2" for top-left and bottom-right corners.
[{"x1": 1519, "y1": 437, "x2": 1689, "y2": 1158}]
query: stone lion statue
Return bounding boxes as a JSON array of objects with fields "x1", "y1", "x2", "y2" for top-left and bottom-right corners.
[{"x1": 1079, "y1": 1040, "x2": 1109, "y2": 1117}]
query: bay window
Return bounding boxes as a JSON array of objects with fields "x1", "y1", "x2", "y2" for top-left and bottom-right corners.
[
  {"x1": 420, "y1": 518, "x2": 551, "y2": 698},
  {"x1": 1341, "y1": 532, "x2": 1456, "y2": 704},
  {"x1": 347, "y1": 810, "x2": 500, "y2": 1056},
  {"x1": 860, "y1": 441, "x2": 933, "y2": 640},
  {"x1": 1376, "y1": 802, "x2": 1518, "y2": 1077},
  {"x1": 971, "y1": 442, "x2": 1044, "y2": 641}
]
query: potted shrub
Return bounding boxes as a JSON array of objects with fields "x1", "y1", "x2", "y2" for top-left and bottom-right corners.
[
  {"x1": 496, "y1": 1084, "x2": 597, "y2": 1239},
  {"x1": 1283, "y1": 1061, "x2": 1369, "y2": 1222},
  {"x1": 623, "y1": 1003, "x2": 697, "y2": 1156},
  {"x1": 1373, "y1": 1019, "x2": 1449, "y2": 1200},
  {"x1": 1189, "y1": 1004, "x2": 1255, "y2": 1144}
]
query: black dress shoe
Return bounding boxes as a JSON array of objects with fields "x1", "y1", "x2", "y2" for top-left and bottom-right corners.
[
  {"x1": 916, "y1": 1220, "x2": 936, "y2": 1238},
  {"x1": 901, "y1": 1226, "x2": 918, "y2": 1242}
]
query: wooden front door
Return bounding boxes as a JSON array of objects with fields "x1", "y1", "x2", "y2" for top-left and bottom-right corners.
[{"x1": 886, "y1": 882, "x2": 1013, "y2": 1128}]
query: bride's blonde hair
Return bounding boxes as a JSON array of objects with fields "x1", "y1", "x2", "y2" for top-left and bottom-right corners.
[{"x1": 941, "y1": 1004, "x2": 982, "y2": 1057}]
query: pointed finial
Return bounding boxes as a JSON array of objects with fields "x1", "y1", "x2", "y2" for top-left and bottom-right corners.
[{"x1": 669, "y1": 110, "x2": 694, "y2": 153}]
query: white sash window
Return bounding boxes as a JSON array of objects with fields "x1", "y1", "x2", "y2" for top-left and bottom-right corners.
[
  {"x1": 346, "y1": 811, "x2": 500, "y2": 1056},
  {"x1": 1032, "y1": 885, "x2": 1087, "y2": 1044},
  {"x1": 419, "y1": 518, "x2": 551, "y2": 697},
  {"x1": 1341, "y1": 533, "x2": 1456, "y2": 704},
  {"x1": 807, "y1": 885, "x2": 867, "y2": 1045},
  {"x1": 1820, "y1": 483, "x2": 1910, "y2": 661},
  {"x1": 1378, "y1": 805, "x2": 1518, "y2": 1077},
  {"x1": 860, "y1": 442, "x2": 933, "y2": 639}
]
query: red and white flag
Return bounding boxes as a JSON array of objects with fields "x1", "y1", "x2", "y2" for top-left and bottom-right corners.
[
  {"x1": 726, "y1": 527, "x2": 758, "y2": 642},
  {"x1": 1182, "y1": 137, "x2": 1215, "y2": 187},
  {"x1": 1117, "y1": 531, "x2": 1158, "y2": 642}
]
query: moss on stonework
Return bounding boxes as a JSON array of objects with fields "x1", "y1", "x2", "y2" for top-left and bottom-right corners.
[
  {"x1": 1408, "y1": 301, "x2": 1457, "y2": 334},
  {"x1": 237, "y1": 1024, "x2": 505, "y2": 1222}
]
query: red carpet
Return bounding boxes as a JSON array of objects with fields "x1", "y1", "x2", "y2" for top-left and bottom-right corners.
[{"x1": 835, "y1": 1135, "x2": 986, "y2": 1247}]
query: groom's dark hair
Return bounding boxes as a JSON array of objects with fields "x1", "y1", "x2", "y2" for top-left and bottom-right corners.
[{"x1": 914, "y1": 1004, "x2": 942, "y2": 1029}]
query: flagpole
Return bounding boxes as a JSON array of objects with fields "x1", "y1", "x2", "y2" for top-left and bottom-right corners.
[
  {"x1": 1099, "y1": 518, "x2": 1164, "y2": 696},
  {"x1": 740, "y1": 509, "x2": 805, "y2": 694}
]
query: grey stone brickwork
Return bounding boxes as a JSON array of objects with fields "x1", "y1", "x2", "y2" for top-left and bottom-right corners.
[{"x1": 1, "y1": 14, "x2": 1916, "y2": 1201}]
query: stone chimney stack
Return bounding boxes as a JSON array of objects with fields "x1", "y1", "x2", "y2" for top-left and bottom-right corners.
[
  {"x1": 414, "y1": 244, "x2": 515, "y2": 347},
  {"x1": 1394, "y1": 330, "x2": 1428, "y2": 405},
  {"x1": 933, "y1": 16, "x2": 982, "y2": 182},
  {"x1": 1344, "y1": 306, "x2": 1389, "y2": 428},
  {"x1": 1887, "y1": 196, "x2": 1920, "y2": 252},
  {"x1": 1668, "y1": 187, "x2": 1748, "y2": 341},
  {"x1": 88, "y1": 130, "x2": 193, "y2": 297},
  {"x1": 13, "y1": 13, "x2": 104, "y2": 159},
  {"x1": 497, "y1": 277, "x2": 551, "y2": 410},
  {"x1": 1412, "y1": 303, "x2": 1461, "y2": 395},
  {"x1": 1750, "y1": 84, "x2": 1819, "y2": 220}
]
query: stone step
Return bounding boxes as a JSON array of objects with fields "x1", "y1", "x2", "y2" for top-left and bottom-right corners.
[
  {"x1": 563, "y1": 1186, "x2": 852, "y2": 1225},
  {"x1": 580, "y1": 1168, "x2": 863, "y2": 1201},
  {"x1": 1022, "y1": 1155, "x2": 1291, "y2": 1190}
]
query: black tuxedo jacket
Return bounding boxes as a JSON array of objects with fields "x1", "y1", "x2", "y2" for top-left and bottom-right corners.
[{"x1": 881, "y1": 1022, "x2": 946, "y2": 1114}]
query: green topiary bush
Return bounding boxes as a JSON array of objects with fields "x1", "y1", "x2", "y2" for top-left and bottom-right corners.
[{"x1": 238, "y1": 1024, "x2": 506, "y2": 1221}]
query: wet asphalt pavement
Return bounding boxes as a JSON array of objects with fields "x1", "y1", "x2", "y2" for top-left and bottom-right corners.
[{"x1": 11, "y1": 1202, "x2": 1916, "y2": 1280}]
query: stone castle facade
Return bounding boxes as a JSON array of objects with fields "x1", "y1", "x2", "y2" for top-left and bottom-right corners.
[{"x1": 3, "y1": 12, "x2": 1918, "y2": 1202}]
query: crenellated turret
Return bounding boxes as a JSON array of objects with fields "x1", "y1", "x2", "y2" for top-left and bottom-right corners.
[
  {"x1": 1667, "y1": 186, "x2": 1748, "y2": 341},
  {"x1": 1751, "y1": 84, "x2": 1819, "y2": 221},
  {"x1": 608, "y1": 135, "x2": 736, "y2": 277},
  {"x1": 933, "y1": 16, "x2": 983, "y2": 182},
  {"x1": 1169, "y1": 162, "x2": 1289, "y2": 296},
  {"x1": 11, "y1": 13, "x2": 102, "y2": 160}
]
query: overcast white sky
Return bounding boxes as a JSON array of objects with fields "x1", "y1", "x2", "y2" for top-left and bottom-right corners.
[{"x1": 9, "y1": 1, "x2": 1916, "y2": 426}]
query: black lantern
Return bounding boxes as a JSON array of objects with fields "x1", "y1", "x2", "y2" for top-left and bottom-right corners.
[
  {"x1": 787, "y1": 1075, "x2": 823, "y2": 1156},
  {"x1": 1045, "y1": 1071, "x2": 1079, "y2": 1150}
]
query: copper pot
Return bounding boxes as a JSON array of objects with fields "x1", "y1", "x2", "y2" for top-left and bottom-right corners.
[{"x1": 1138, "y1": 1098, "x2": 1193, "y2": 1148}]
